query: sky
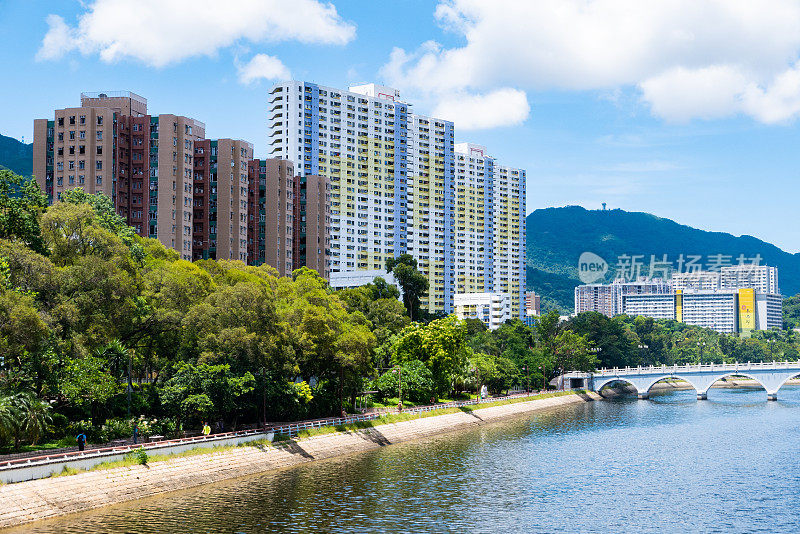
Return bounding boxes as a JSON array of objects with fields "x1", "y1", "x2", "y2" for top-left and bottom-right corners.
[{"x1": 1, "y1": 0, "x2": 800, "y2": 253}]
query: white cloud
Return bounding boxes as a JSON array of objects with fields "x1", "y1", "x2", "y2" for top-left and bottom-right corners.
[
  {"x1": 237, "y1": 54, "x2": 290, "y2": 84},
  {"x1": 37, "y1": 15, "x2": 77, "y2": 61},
  {"x1": 38, "y1": 0, "x2": 355, "y2": 67},
  {"x1": 432, "y1": 89, "x2": 529, "y2": 130},
  {"x1": 383, "y1": 0, "x2": 800, "y2": 124}
]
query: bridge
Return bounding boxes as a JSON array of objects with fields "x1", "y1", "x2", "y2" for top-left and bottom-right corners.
[{"x1": 562, "y1": 361, "x2": 800, "y2": 401}]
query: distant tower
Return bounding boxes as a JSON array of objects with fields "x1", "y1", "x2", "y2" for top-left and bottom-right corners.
[{"x1": 602, "y1": 202, "x2": 607, "y2": 210}]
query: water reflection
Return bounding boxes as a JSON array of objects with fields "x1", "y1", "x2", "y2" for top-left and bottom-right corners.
[{"x1": 7, "y1": 387, "x2": 800, "y2": 533}]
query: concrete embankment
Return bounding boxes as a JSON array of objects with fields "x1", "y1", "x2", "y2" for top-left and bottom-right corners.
[{"x1": 0, "y1": 392, "x2": 600, "y2": 529}]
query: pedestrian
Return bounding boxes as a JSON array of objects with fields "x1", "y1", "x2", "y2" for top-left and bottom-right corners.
[
  {"x1": 202, "y1": 421, "x2": 211, "y2": 436},
  {"x1": 76, "y1": 432, "x2": 87, "y2": 451},
  {"x1": 133, "y1": 423, "x2": 139, "y2": 444}
]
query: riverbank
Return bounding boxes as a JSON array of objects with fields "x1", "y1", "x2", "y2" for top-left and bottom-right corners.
[{"x1": 0, "y1": 390, "x2": 600, "y2": 529}]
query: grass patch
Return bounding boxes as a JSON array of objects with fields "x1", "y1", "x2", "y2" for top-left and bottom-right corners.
[{"x1": 51, "y1": 465, "x2": 84, "y2": 478}]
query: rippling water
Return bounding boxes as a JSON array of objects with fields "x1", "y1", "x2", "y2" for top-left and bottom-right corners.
[{"x1": 9, "y1": 387, "x2": 800, "y2": 533}]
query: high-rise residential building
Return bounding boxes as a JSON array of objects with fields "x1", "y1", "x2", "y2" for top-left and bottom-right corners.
[
  {"x1": 294, "y1": 174, "x2": 330, "y2": 278},
  {"x1": 622, "y1": 289, "x2": 782, "y2": 334},
  {"x1": 151, "y1": 114, "x2": 205, "y2": 260},
  {"x1": 33, "y1": 92, "x2": 263, "y2": 263},
  {"x1": 246, "y1": 159, "x2": 295, "y2": 276},
  {"x1": 453, "y1": 143, "x2": 526, "y2": 316},
  {"x1": 193, "y1": 139, "x2": 253, "y2": 262},
  {"x1": 267, "y1": 81, "x2": 525, "y2": 315},
  {"x1": 33, "y1": 92, "x2": 148, "y2": 203},
  {"x1": 720, "y1": 264, "x2": 779, "y2": 294},
  {"x1": 670, "y1": 271, "x2": 721, "y2": 291},
  {"x1": 575, "y1": 278, "x2": 672, "y2": 316},
  {"x1": 525, "y1": 291, "x2": 541, "y2": 316}
]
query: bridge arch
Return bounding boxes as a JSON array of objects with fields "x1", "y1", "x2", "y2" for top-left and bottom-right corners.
[
  {"x1": 774, "y1": 372, "x2": 800, "y2": 394},
  {"x1": 644, "y1": 375, "x2": 702, "y2": 395},
  {"x1": 594, "y1": 377, "x2": 639, "y2": 396}
]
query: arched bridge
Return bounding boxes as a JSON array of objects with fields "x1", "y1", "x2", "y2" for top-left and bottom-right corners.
[{"x1": 563, "y1": 361, "x2": 800, "y2": 401}]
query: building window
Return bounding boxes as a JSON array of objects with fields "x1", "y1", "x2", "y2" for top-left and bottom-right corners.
[
  {"x1": 96, "y1": 175, "x2": 102, "y2": 185},
  {"x1": 97, "y1": 116, "x2": 103, "y2": 125},
  {"x1": 96, "y1": 131, "x2": 103, "y2": 140},
  {"x1": 96, "y1": 161, "x2": 102, "y2": 170}
]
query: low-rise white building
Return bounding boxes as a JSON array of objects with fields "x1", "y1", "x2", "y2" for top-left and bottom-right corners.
[{"x1": 454, "y1": 292, "x2": 511, "y2": 330}]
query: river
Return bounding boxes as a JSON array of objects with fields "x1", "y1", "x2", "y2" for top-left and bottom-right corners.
[{"x1": 8, "y1": 386, "x2": 800, "y2": 533}]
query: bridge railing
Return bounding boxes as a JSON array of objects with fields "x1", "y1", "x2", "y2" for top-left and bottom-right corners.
[{"x1": 588, "y1": 360, "x2": 800, "y2": 376}]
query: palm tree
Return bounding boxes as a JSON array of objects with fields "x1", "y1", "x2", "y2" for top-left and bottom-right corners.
[
  {"x1": 0, "y1": 393, "x2": 52, "y2": 448},
  {"x1": 0, "y1": 395, "x2": 17, "y2": 446},
  {"x1": 18, "y1": 394, "x2": 52, "y2": 445}
]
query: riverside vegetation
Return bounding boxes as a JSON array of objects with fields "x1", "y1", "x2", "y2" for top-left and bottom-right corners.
[{"x1": 1, "y1": 169, "x2": 798, "y2": 453}]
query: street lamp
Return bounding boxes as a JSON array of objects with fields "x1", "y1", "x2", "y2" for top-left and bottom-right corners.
[
  {"x1": 392, "y1": 366, "x2": 403, "y2": 411},
  {"x1": 523, "y1": 365, "x2": 530, "y2": 393},
  {"x1": 470, "y1": 367, "x2": 481, "y2": 403}
]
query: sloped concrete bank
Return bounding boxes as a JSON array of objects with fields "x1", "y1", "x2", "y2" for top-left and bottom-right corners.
[{"x1": 0, "y1": 392, "x2": 600, "y2": 529}]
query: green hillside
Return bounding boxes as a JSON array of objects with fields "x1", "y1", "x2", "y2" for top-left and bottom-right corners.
[
  {"x1": 527, "y1": 206, "x2": 800, "y2": 312},
  {"x1": 0, "y1": 133, "x2": 33, "y2": 177}
]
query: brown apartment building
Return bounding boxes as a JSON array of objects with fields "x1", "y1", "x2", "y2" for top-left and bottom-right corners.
[
  {"x1": 247, "y1": 160, "x2": 329, "y2": 279},
  {"x1": 34, "y1": 91, "x2": 328, "y2": 277},
  {"x1": 193, "y1": 139, "x2": 253, "y2": 262},
  {"x1": 294, "y1": 174, "x2": 330, "y2": 279}
]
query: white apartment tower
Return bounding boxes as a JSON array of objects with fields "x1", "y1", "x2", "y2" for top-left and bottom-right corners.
[{"x1": 268, "y1": 81, "x2": 526, "y2": 316}]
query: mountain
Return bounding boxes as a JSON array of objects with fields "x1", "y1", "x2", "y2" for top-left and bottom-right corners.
[
  {"x1": 0, "y1": 133, "x2": 33, "y2": 177},
  {"x1": 527, "y1": 206, "x2": 800, "y2": 312}
]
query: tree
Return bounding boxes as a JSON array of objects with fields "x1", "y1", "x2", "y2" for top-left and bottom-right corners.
[
  {"x1": 375, "y1": 360, "x2": 434, "y2": 402},
  {"x1": 0, "y1": 170, "x2": 48, "y2": 255},
  {"x1": 551, "y1": 330, "x2": 596, "y2": 374},
  {"x1": 567, "y1": 312, "x2": 637, "y2": 368},
  {"x1": 160, "y1": 362, "x2": 255, "y2": 427},
  {"x1": 61, "y1": 355, "x2": 120, "y2": 424},
  {"x1": 393, "y1": 315, "x2": 470, "y2": 396},
  {"x1": 386, "y1": 254, "x2": 428, "y2": 321}
]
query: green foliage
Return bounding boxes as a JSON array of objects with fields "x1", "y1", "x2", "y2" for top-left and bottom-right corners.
[
  {"x1": 392, "y1": 315, "x2": 470, "y2": 395},
  {"x1": 0, "y1": 134, "x2": 32, "y2": 177},
  {"x1": 784, "y1": 294, "x2": 800, "y2": 329},
  {"x1": 386, "y1": 254, "x2": 429, "y2": 321},
  {"x1": 0, "y1": 170, "x2": 47, "y2": 254},
  {"x1": 374, "y1": 361, "x2": 435, "y2": 402},
  {"x1": 160, "y1": 362, "x2": 255, "y2": 426},
  {"x1": 0, "y1": 393, "x2": 52, "y2": 448},
  {"x1": 126, "y1": 446, "x2": 148, "y2": 465}
]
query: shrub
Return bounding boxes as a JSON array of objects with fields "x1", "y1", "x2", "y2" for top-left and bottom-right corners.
[{"x1": 375, "y1": 360, "x2": 435, "y2": 402}]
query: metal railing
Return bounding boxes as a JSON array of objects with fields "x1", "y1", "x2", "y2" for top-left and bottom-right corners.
[
  {"x1": 0, "y1": 427, "x2": 268, "y2": 471},
  {"x1": 268, "y1": 390, "x2": 556, "y2": 437}
]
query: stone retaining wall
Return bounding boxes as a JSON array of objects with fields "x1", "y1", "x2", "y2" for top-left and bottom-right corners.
[{"x1": 0, "y1": 392, "x2": 599, "y2": 529}]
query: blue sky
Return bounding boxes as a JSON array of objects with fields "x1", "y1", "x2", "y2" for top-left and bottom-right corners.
[{"x1": 2, "y1": 0, "x2": 800, "y2": 253}]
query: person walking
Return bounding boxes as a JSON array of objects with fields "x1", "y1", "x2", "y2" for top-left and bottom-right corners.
[
  {"x1": 76, "y1": 432, "x2": 87, "y2": 451},
  {"x1": 202, "y1": 421, "x2": 211, "y2": 436}
]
